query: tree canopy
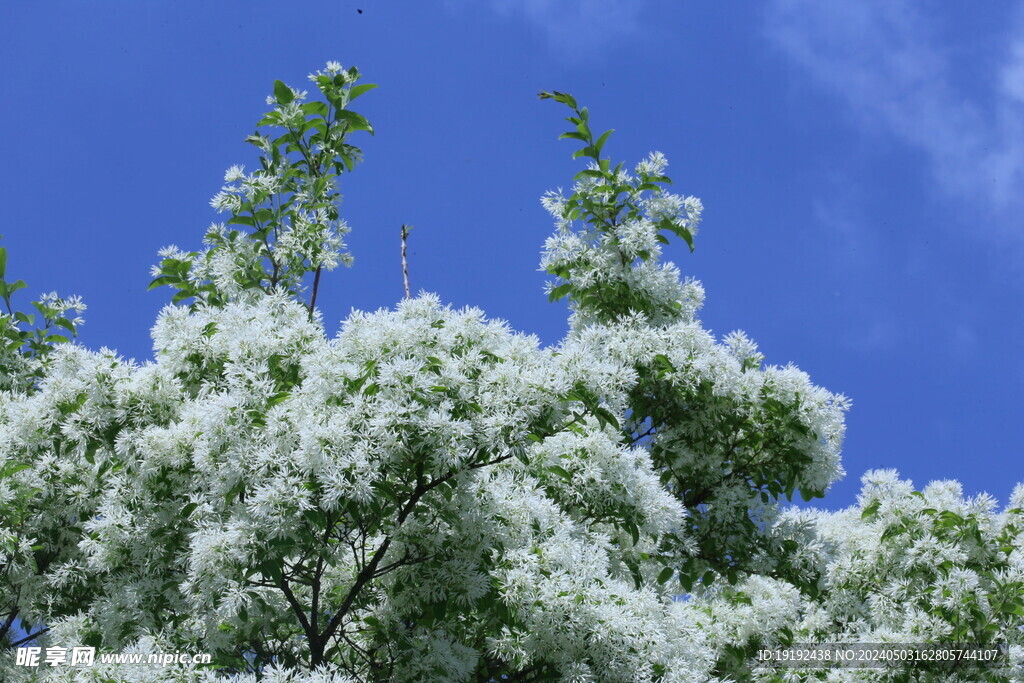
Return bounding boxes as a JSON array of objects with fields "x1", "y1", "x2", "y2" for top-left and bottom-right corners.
[{"x1": 1, "y1": 63, "x2": 1022, "y2": 683}]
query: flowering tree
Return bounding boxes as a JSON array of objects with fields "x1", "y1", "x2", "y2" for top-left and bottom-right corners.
[
  {"x1": 701, "y1": 471, "x2": 1024, "y2": 681},
  {"x1": 0, "y1": 64, "x2": 1021, "y2": 682}
]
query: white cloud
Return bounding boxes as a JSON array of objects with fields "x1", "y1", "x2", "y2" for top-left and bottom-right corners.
[
  {"x1": 454, "y1": 0, "x2": 644, "y2": 58},
  {"x1": 765, "y1": 0, "x2": 1024, "y2": 231}
]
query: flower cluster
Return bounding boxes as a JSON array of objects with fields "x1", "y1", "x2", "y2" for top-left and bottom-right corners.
[{"x1": 1, "y1": 292, "x2": 717, "y2": 680}]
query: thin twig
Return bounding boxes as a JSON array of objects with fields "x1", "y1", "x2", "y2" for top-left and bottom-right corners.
[
  {"x1": 400, "y1": 224, "x2": 412, "y2": 299},
  {"x1": 12, "y1": 627, "x2": 50, "y2": 647},
  {"x1": 0, "y1": 609, "x2": 18, "y2": 642},
  {"x1": 308, "y1": 264, "x2": 323, "y2": 317}
]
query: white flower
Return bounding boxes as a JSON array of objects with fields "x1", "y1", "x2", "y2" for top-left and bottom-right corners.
[{"x1": 223, "y1": 164, "x2": 245, "y2": 182}]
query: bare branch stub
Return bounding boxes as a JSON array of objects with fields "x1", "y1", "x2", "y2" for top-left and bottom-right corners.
[{"x1": 400, "y1": 224, "x2": 412, "y2": 299}]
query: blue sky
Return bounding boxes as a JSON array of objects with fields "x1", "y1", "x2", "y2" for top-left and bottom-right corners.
[{"x1": 1, "y1": 1, "x2": 1021, "y2": 510}]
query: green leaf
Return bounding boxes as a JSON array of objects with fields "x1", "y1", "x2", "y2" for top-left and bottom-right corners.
[
  {"x1": 657, "y1": 566, "x2": 674, "y2": 585},
  {"x1": 227, "y1": 215, "x2": 256, "y2": 228},
  {"x1": 267, "y1": 391, "x2": 291, "y2": 408},
  {"x1": 300, "y1": 101, "x2": 329, "y2": 117},
  {"x1": 53, "y1": 317, "x2": 76, "y2": 334},
  {"x1": 273, "y1": 80, "x2": 294, "y2": 104},
  {"x1": 594, "y1": 406, "x2": 619, "y2": 430},
  {"x1": 547, "y1": 465, "x2": 572, "y2": 481},
  {"x1": 679, "y1": 227, "x2": 696, "y2": 253},
  {"x1": 538, "y1": 90, "x2": 577, "y2": 110},
  {"x1": 348, "y1": 83, "x2": 378, "y2": 101},
  {"x1": 335, "y1": 109, "x2": 373, "y2": 134},
  {"x1": 572, "y1": 146, "x2": 599, "y2": 160},
  {"x1": 548, "y1": 283, "x2": 573, "y2": 302},
  {"x1": 594, "y1": 129, "x2": 613, "y2": 153},
  {"x1": 626, "y1": 521, "x2": 640, "y2": 546},
  {"x1": 0, "y1": 462, "x2": 31, "y2": 480},
  {"x1": 0, "y1": 246, "x2": 6, "y2": 279},
  {"x1": 654, "y1": 354, "x2": 675, "y2": 373},
  {"x1": 372, "y1": 480, "x2": 401, "y2": 506},
  {"x1": 181, "y1": 502, "x2": 198, "y2": 518},
  {"x1": 574, "y1": 169, "x2": 606, "y2": 181}
]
